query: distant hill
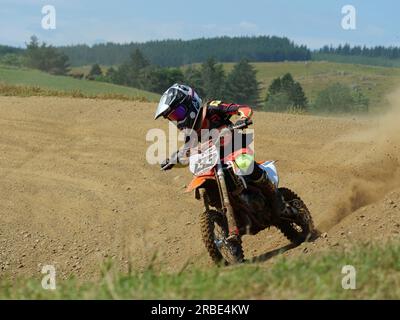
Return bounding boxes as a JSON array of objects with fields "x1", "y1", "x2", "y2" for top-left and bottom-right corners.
[
  {"x1": 58, "y1": 36, "x2": 311, "y2": 67},
  {"x1": 0, "y1": 65, "x2": 160, "y2": 101},
  {"x1": 5, "y1": 38, "x2": 400, "y2": 70}
]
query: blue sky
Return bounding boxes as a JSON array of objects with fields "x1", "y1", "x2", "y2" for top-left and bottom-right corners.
[{"x1": 0, "y1": 0, "x2": 398, "y2": 48}]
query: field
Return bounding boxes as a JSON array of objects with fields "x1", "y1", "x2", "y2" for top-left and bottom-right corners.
[
  {"x1": 312, "y1": 53, "x2": 400, "y2": 68},
  {"x1": 12, "y1": 61, "x2": 400, "y2": 111},
  {"x1": 0, "y1": 92, "x2": 399, "y2": 299},
  {"x1": 71, "y1": 61, "x2": 400, "y2": 110},
  {"x1": 223, "y1": 61, "x2": 400, "y2": 109},
  {"x1": 0, "y1": 65, "x2": 159, "y2": 101}
]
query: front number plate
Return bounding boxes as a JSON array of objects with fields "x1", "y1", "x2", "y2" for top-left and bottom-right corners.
[{"x1": 189, "y1": 145, "x2": 219, "y2": 176}]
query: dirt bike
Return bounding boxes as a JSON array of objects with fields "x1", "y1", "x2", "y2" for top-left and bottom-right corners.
[{"x1": 185, "y1": 120, "x2": 315, "y2": 265}]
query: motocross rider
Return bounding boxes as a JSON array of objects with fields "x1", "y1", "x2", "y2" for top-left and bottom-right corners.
[{"x1": 154, "y1": 83, "x2": 290, "y2": 221}]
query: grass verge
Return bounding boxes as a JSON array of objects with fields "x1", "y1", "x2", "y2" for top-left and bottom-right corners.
[
  {"x1": 0, "y1": 83, "x2": 149, "y2": 102},
  {"x1": 1, "y1": 241, "x2": 399, "y2": 299},
  {"x1": 0, "y1": 65, "x2": 160, "y2": 101}
]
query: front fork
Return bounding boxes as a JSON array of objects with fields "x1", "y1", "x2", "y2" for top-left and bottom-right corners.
[{"x1": 215, "y1": 163, "x2": 239, "y2": 240}]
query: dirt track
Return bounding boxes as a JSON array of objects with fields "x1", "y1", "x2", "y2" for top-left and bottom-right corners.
[{"x1": 0, "y1": 96, "x2": 399, "y2": 280}]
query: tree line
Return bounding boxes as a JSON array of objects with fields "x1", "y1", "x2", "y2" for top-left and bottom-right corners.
[
  {"x1": 25, "y1": 36, "x2": 70, "y2": 75},
  {"x1": 7, "y1": 36, "x2": 71, "y2": 75},
  {"x1": 59, "y1": 36, "x2": 311, "y2": 67},
  {"x1": 90, "y1": 48, "x2": 369, "y2": 114},
  {"x1": 0, "y1": 36, "x2": 370, "y2": 113},
  {"x1": 0, "y1": 45, "x2": 23, "y2": 56},
  {"x1": 88, "y1": 48, "x2": 260, "y2": 105},
  {"x1": 318, "y1": 44, "x2": 400, "y2": 59}
]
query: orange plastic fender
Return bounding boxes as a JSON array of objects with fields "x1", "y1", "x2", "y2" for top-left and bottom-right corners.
[{"x1": 185, "y1": 174, "x2": 215, "y2": 193}]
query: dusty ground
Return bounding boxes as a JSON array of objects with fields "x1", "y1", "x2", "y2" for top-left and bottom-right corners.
[{"x1": 0, "y1": 96, "x2": 399, "y2": 280}]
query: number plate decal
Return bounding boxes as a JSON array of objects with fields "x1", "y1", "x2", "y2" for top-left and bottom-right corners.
[{"x1": 189, "y1": 145, "x2": 219, "y2": 176}]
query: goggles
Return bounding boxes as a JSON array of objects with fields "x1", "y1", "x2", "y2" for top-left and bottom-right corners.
[{"x1": 167, "y1": 105, "x2": 187, "y2": 121}]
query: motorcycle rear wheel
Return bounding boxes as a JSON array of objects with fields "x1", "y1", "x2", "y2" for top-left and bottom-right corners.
[
  {"x1": 200, "y1": 209, "x2": 244, "y2": 265},
  {"x1": 276, "y1": 187, "x2": 315, "y2": 244}
]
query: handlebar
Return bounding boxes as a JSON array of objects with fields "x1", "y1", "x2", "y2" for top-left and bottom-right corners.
[
  {"x1": 231, "y1": 119, "x2": 253, "y2": 131},
  {"x1": 219, "y1": 119, "x2": 252, "y2": 135},
  {"x1": 215, "y1": 119, "x2": 253, "y2": 147},
  {"x1": 166, "y1": 119, "x2": 253, "y2": 164}
]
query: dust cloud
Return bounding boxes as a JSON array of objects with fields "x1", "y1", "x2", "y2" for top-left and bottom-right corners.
[{"x1": 319, "y1": 88, "x2": 400, "y2": 230}]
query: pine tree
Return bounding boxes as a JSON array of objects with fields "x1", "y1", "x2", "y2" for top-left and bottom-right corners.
[
  {"x1": 225, "y1": 59, "x2": 260, "y2": 105},
  {"x1": 290, "y1": 82, "x2": 308, "y2": 108},
  {"x1": 265, "y1": 73, "x2": 307, "y2": 111},
  {"x1": 88, "y1": 63, "x2": 102, "y2": 77},
  {"x1": 129, "y1": 48, "x2": 149, "y2": 71},
  {"x1": 116, "y1": 48, "x2": 150, "y2": 87},
  {"x1": 183, "y1": 65, "x2": 204, "y2": 97},
  {"x1": 200, "y1": 58, "x2": 226, "y2": 100},
  {"x1": 280, "y1": 73, "x2": 295, "y2": 92},
  {"x1": 268, "y1": 78, "x2": 282, "y2": 95},
  {"x1": 106, "y1": 67, "x2": 116, "y2": 78},
  {"x1": 25, "y1": 36, "x2": 70, "y2": 75}
]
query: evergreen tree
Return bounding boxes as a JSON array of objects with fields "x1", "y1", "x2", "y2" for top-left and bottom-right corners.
[
  {"x1": 225, "y1": 59, "x2": 260, "y2": 105},
  {"x1": 105, "y1": 67, "x2": 116, "y2": 81},
  {"x1": 268, "y1": 77, "x2": 282, "y2": 95},
  {"x1": 290, "y1": 82, "x2": 308, "y2": 108},
  {"x1": 25, "y1": 35, "x2": 70, "y2": 75},
  {"x1": 115, "y1": 48, "x2": 150, "y2": 87},
  {"x1": 318, "y1": 43, "x2": 400, "y2": 60},
  {"x1": 25, "y1": 36, "x2": 41, "y2": 69},
  {"x1": 88, "y1": 63, "x2": 102, "y2": 77},
  {"x1": 46, "y1": 50, "x2": 70, "y2": 75},
  {"x1": 183, "y1": 65, "x2": 205, "y2": 97},
  {"x1": 141, "y1": 67, "x2": 184, "y2": 93},
  {"x1": 281, "y1": 73, "x2": 295, "y2": 91},
  {"x1": 59, "y1": 36, "x2": 312, "y2": 67},
  {"x1": 129, "y1": 48, "x2": 150, "y2": 71},
  {"x1": 265, "y1": 73, "x2": 307, "y2": 111},
  {"x1": 200, "y1": 58, "x2": 226, "y2": 100}
]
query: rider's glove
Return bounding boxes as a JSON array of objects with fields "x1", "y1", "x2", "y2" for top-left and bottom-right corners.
[
  {"x1": 231, "y1": 118, "x2": 248, "y2": 130},
  {"x1": 160, "y1": 158, "x2": 174, "y2": 171},
  {"x1": 160, "y1": 151, "x2": 179, "y2": 171}
]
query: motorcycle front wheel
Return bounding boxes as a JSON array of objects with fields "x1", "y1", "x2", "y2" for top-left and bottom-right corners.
[{"x1": 200, "y1": 209, "x2": 244, "y2": 265}]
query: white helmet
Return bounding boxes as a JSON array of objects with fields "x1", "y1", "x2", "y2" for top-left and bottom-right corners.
[{"x1": 154, "y1": 83, "x2": 203, "y2": 130}]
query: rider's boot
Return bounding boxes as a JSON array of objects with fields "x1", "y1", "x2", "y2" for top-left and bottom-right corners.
[{"x1": 249, "y1": 164, "x2": 294, "y2": 218}]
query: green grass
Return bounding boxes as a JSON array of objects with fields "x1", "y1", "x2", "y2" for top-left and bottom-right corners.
[
  {"x1": 312, "y1": 53, "x2": 400, "y2": 68},
  {"x1": 69, "y1": 65, "x2": 111, "y2": 76},
  {"x1": 0, "y1": 83, "x2": 151, "y2": 101},
  {"x1": 221, "y1": 61, "x2": 400, "y2": 109},
  {"x1": 1, "y1": 241, "x2": 399, "y2": 299},
  {"x1": 0, "y1": 65, "x2": 160, "y2": 101},
  {"x1": 3, "y1": 61, "x2": 400, "y2": 109},
  {"x1": 58, "y1": 61, "x2": 400, "y2": 110}
]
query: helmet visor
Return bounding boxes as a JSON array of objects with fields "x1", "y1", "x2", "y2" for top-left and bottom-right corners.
[{"x1": 167, "y1": 105, "x2": 187, "y2": 121}]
